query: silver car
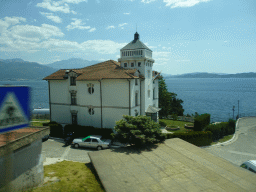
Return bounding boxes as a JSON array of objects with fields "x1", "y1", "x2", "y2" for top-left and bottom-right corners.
[{"x1": 71, "y1": 135, "x2": 111, "y2": 150}]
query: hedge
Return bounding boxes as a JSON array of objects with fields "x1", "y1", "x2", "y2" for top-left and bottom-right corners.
[
  {"x1": 63, "y1": 124, "x2": 114, "y2": 139},
  {"x1": 203, "y1": 119, "x2": 236, "y2": 141},
  {"x1": 193, "y1": 113, "x2": 210, "y2": 131},
  {"x1": 44, "y1": 121, "x2": 64, "y2": 138},
  {"x1": 166, "y1": 131, "x2": 212, "y2": 146}
]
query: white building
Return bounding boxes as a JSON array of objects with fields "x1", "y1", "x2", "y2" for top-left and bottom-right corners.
[{"x1": 43, "y1": 32, "x2": 161, "y2": 128}]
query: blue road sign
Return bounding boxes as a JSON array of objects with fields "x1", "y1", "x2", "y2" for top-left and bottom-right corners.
[{"x1": 0, "y1": 86, "x2": 31, "y2": 134}]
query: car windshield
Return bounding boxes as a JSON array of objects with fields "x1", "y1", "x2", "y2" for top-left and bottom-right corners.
[{"x1": 82, "y1": 136, "x2": 90, "y2": 141}]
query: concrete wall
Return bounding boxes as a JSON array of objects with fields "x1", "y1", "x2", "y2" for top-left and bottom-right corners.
[{"x1": 0, "y1": 139, "x2": 44, "y2": 192}]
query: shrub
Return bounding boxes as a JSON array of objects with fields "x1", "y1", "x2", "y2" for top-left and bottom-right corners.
[
  {"x1": 166, "y1": 131, "x2": 212, "y2": 146},
  {"x1": 228, "y1": 119, "x2": 236, "y2": 134},
  {"x1": 63, "y1": 124, "x2": 113, "y2": 139},
  {"x1": 48, "y1": 121, "x2": 63, "y2": 138},
  {"x1": 159, "y1": 120, "x2": 167, "y2": 127},
  {"x1": 172, "y1": 114, "x2": 178, "y2": 121},
  {"x1": 204, "y1": 122, "x2": 231, "y2": 141},
  {"x1": 193, "y1": 113, "x2": 210, "y2": 131},
  {"x1": 112, "y1": 115, "x2": 166, "y2": 147}
]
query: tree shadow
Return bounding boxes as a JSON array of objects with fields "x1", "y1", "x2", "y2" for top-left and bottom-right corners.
[{"x1": 108, "y1": 141, "x2": 164, "y2": 155}]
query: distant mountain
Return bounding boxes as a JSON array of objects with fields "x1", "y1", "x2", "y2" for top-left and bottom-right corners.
[
  {"x1": 45, "y1": 58, "x2": 100, "y2": 69},
  {"x1": 0, "y1": 59, "x2": 58, "y2": 81},
  {"x1": 164, "y1": 72, "x2": 256, "y2": 78}
]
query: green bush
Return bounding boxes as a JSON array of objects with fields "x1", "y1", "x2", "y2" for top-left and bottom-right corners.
[
  {"x1": 193, "y1": 113, "x2": 210, "y2": 131},
  {"x1": 112, "y1": 115, "x2": 166, "y2": 147},
  {"x1": 166, "y1": 131, "x2": 212, "y2": 146},
  {"x1": 159, "y1": 120, "x2": 167, "y2": 127},
  {"x1": 48, "y1": 121, "x2": 64, "y2": 138},
  {"x1": 203, "y1": 122, "x2": 233, "y2": 141},
  {"x1": 63, "y1": 124, "x2": 113, "y2": 139},
  {"x1": 228, "y1": 119, "x2": 236, "y2": 134}
]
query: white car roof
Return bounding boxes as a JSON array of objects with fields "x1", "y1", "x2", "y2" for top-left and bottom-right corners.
[
  {"x1": 90, "y1": 135, "x2": 102, "y2": 139},
  {"x1": 247, "y1": 160, "x2": 256, "y2": 166}
]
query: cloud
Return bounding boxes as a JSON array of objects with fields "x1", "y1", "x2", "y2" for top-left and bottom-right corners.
[
  {"x1": 40, "y1": 12, "x2": 62, "y2": 23},
  {"x1": 163, "y1": 0, "x2": 211, "y2": 8},
  {"x1": 106, "y1": 25, "x2": 115, "y2": 30},
  {"x1": 124, "y1": 12, "x2": 130, "y2": 15},
  {"x1": 89, "y1": 28, "x2": 96, "y2": 32},
  {"x1": 0, "y1": 21, "x2": 64, "y2": 52},
  {"x1": 0, "y1": 17, "x2": 26, "y2": 33},
  {"x1": 118, "y1": 23, "x2": 128, "y2": 29},
  {"x1": 141, "y1": 0, "x2": 156, "y2": 3},
  {"x1": 66, "y1": 18, "x2": 91, "y2": 30},
  {"x1": 36, "y1": 0, "x2": 86, "y2": 14},
  {"x1": 80, "y1": 40, "x2": 126, "y2": 54},
  {"x1": 37, "y1": 0, "x2": 71, "y2": 13}
]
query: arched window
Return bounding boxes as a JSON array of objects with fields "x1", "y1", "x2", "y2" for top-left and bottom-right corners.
[
  {"x1": 88, "y1": 108, "x2": 94, "y2": 115},
  {"x1": 87, "y1": 83, "x2": 94, "y2": 94}
]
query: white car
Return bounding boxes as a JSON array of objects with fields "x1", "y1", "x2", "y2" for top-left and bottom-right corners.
[
  {"x1": 240, "y1": 160, "x2": 256, "y2": 174},
  {"x1": 71, "y1": 135, "x2": 112, "y2": 150}
]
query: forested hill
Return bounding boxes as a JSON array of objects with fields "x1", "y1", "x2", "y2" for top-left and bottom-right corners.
[
  {"x1": 163, "y1": 72, "x2": 256, "y2": 79},
  {"x1": 0, "y1": 59, "x2": 57, "y2": 81}
]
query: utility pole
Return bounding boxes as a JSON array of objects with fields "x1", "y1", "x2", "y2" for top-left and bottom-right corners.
[
  {"x1": 232, "y1": 106, "x2": 235, "y2": 119},
  {"x1": 238, "y1": 100, "x2": 239, "y2": 118}
]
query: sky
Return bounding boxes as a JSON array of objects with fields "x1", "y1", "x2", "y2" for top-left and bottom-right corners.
[{"x1": 0, "y1": 0, "x2": 255, "y2": 75}]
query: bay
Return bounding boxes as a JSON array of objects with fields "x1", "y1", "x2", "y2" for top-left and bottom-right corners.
[
  {"x1": 1, "y1": 78, "x2": 256, "y2": 122},
  {"x1": 165, "y1": 78, "x2": 256, "y2": 122}
]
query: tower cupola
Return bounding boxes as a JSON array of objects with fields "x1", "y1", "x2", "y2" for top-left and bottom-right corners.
[{"x1": 134, "y1": 32, "x2": 139, "y2": 41}]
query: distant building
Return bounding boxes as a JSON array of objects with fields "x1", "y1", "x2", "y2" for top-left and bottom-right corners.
[{"x1": 43, "y1": 32, "x2": 161, "y2": 128}]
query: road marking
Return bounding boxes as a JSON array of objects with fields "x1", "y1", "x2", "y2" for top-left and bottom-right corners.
[
  {"x1": 61, "y1": 147, "x2": 71, "y2": 160},
  {"x1": 228, "y1": 150, "x2": 256, "y2": 157}
]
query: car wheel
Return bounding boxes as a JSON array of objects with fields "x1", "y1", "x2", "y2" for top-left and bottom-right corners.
[
  {"x1": 97, "y1": 146, "x2": 103, "y2": 150},
  {"x1": 74, "y1": 144, "x2": 79, "y2": 148}
]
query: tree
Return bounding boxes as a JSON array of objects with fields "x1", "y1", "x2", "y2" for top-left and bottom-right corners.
[
  {"x1": 111, "y1": 115, "x2": 166, "y2": 147},
  {"x1": 158, "y1": 77, "x2": 184, "y2": 118}
]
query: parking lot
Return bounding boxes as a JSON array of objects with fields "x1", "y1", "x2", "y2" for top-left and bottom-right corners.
[{"x1": 42, "y1": 137, "x2": 95, "y2": 165}]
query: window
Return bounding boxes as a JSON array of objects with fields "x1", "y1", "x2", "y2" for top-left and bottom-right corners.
[
  {"x1": 71, "y1": 93, "x2": 77, "y2": 105},
  {"x1": 153, "y1": 80, "x2": 155, "y2": 84},
  {"x1": 138, "y1": 62, "x2": 141, "y2": 67},
  {"x1": 92, "y1": 139, "x2": 98, "y2": 143},
  {"x1": 249, "y1": 168, "x2": 256, "y2": 173},
  {"x1": 153, "y1": 88, "x2": 155, "y2": 99},
  {"x1": 135, "y1": 92, "x2": 138, "y2": 106},
  {"x1": 135, "y1": 110, "x2": 139, "y2": 117},
  {"x1": 148, "y1": 70, "x2": 150, "y2": 78},
  {"x1": 84, "y1": 138, "x2": 91, "y2": 142},
  {"x1": 124, "y1": 63, "x2": 127, "y2": 67},
  {"x1": 88, "y1": 83, "x2": 94, "y2": 94},
  {"x1": 131, "y1": 63, "x2": 134, "y2": 67},
  {"x1": 72, "y1": 113, "x2": 77, "y2": 125},
  {"x1": 135, "y1": 79, "x2": 138, "y2": 85},
  {"x1": 70, "y1": 77, "x2": 76, "y2": 86},
  {"x1": 88, "y1": 108, "x2": 94, "y2": 115},
  {"x1": 148, "y1": 90, "x2": 150, "y2": 98}
]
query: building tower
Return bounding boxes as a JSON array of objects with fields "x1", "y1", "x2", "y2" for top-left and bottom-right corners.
[{"x1": 118, "y1": 32, "x2": 157, "y2": 117}]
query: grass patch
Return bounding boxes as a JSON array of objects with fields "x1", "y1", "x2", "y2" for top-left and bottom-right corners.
[
  {"x1": 160, "y1": 119, "x2": 193, "y2": 133},
  {"x1": 210, "y1": 134, "x2": 234, "y2": 145},
  {"x1": 25, "y1": 160, "x2": 105, "y2": 192},
  {"x1": 30, "y1": 119, "x2": 50, "y2": 126}
]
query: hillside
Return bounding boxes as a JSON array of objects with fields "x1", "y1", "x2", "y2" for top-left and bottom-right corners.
[
  {"x1": 164, "y1": 72, "x2": 256, "y2": 79},
  {"x1": 0, "y1": 60, "x2": 58, "y2": 81}
]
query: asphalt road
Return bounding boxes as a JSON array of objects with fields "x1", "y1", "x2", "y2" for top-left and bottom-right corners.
[
  {"x1": 41, "y1": 137, "x2": 94, "y2": 164},
  {"x1": 202, "y1": 117, "x2": 256, "y2": 166}
]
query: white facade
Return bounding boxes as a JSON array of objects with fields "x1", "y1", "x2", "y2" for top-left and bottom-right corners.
[{"x1": 47, "y1": 32, "x2": 160, "y2": 128}]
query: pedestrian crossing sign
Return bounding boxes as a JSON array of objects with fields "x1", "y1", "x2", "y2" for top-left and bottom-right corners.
[{"x1": 0, "y1": 86, "x2": 31, "y2": 134}]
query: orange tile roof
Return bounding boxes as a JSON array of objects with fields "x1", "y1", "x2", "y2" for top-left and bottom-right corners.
[{"x1": 43, "y1": 60, "x2": 141, "y2": 81}]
